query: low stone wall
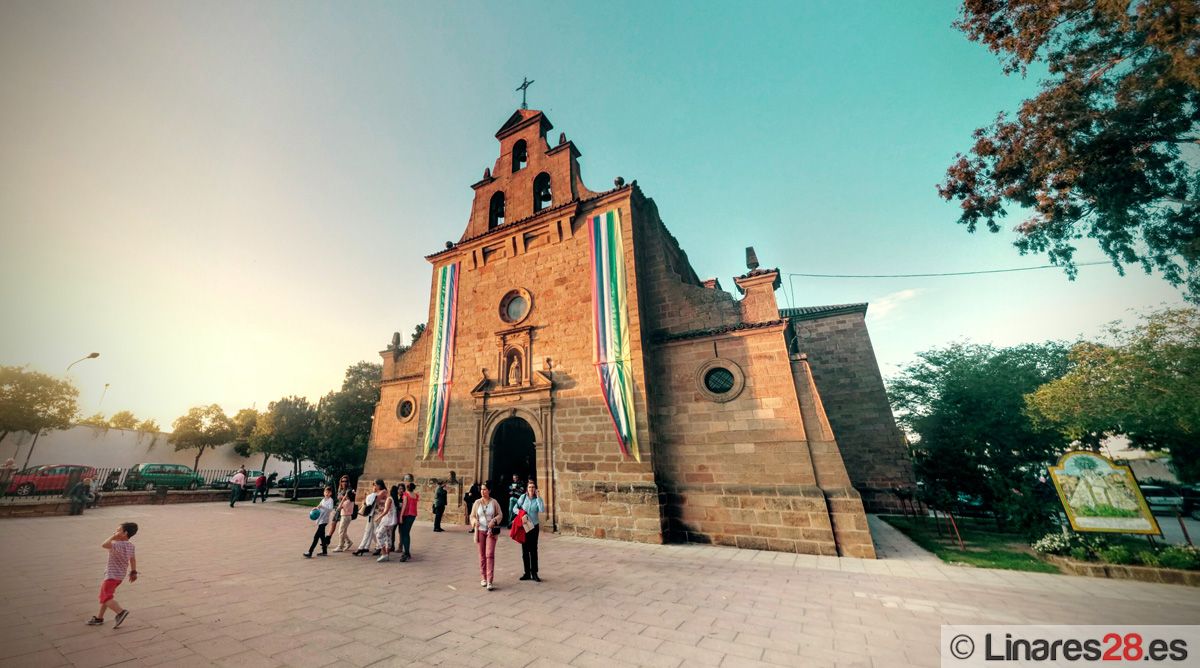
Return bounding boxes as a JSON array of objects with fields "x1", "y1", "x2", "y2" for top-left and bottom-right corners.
[
  {"x1": 1044, "y1": 555, "x2": 1200, "y2": 587},
  {"x1": 0, "y1": 490, "x2": 232, "y2": 518}
]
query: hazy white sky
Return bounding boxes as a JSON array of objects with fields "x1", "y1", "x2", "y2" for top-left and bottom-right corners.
[{"x1": 0, "y1": 1, "x2": 1182, "y2": 428}]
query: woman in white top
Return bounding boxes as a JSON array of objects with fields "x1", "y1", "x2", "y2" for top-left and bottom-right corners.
[
  {"x1": 353, "y1": 484, "x2": 381, "y2": 556},
  {"x1": 373, "y1": 480, "x2": 397, "y2": 562},
  {"x1": 471, "y1": 482, "x2": 503, "y2": 590}
]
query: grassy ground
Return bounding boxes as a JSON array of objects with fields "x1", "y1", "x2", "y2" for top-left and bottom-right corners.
[{"x1": 880, "y1": 515, "x2": 1061, "y2": 574}]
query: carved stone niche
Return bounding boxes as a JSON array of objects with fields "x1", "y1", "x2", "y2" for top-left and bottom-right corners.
[{"x1": 497, "y1": 326, "x2": 533, "y2": 388}]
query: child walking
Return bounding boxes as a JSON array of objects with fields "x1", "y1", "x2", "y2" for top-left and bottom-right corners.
[
  {"x1": 87, "y1": 522, "x2": 138, "y2": 628},
  {"x1": 303, "y1": 487, "x2": 335, "y2": 558},
  {"x1": 334, "y1": 490, "x2": 356, "y2": 552}
]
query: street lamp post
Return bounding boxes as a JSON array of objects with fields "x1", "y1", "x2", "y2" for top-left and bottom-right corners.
[
  {"x1": 23, "y1": 353, "x2": 102, "y2": 469},
  {"x1": 66, "y1": 352, "x2": 100, "y2": 373}
]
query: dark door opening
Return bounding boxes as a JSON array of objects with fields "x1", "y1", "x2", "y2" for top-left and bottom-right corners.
[{"x1": 490, "y1": 417, "x2": 536, "y2": 524}]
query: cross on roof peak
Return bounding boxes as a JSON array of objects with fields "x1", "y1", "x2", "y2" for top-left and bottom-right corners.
[{"x1": 516, "y1": 77, "x2": 535, "y2": 110}]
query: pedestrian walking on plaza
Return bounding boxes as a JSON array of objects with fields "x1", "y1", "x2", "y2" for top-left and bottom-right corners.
[
  {"x1": 252, "y1": 473, "x2": 267, "y2": 504},
  {"x1": 334, "y1": 490, "x2": 357, "y2": 552},
  {"x1": 86, "y1": 522, "x2": 138, "y2": 628},
  {"x1": 516, "y1": 481, "x2": 546, "y2": 582},
  {"x1": 399, "y1": 482, "x2": 419, "y2": 561},
  {"x1": 353, "y1": 485, "x2": 380, "y2": 556},
  {"x1": 464, "y1": 480, "x2": 481, "y2": 532},
  {"x1": 304, "y1": 486, "x2": 335, "y2": 558},
  {"x1": 471, "y1": 482, "x2": 503, "y2": 590},
  {"x1": 374, "y1": 481, "x2": 397, "y2": 562},
  {"x1": 229, "y1": 468, "x2": 246, "y2": 507},
  {"x1": 331, "y1": 475, "x2": 349, "y2": 530},
  {"x1": 432, "y1": 480, "x2": 447, "y2": 532}
]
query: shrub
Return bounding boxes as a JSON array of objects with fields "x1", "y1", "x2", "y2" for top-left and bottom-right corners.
[
  {"x1": 1155, "y1": 546, "x2": 1200, "y2": 571},
  {"x1": 1098, "y1": 546, "x2": 1138, "y2": 565},
  {"x1": 1136, "y1": 550, "x2": 1160, "y2": 567},
  {"x1": 1032, "y1": 531, "x2": 1102, "y2": 558},
  {"x1": 1031, "y1": 532, "x2": 1074, "y2": 555}
]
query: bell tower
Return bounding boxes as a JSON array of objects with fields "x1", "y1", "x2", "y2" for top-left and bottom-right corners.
[{"x1": 461, "y1": 109, "x2": 596, "y2": 241}]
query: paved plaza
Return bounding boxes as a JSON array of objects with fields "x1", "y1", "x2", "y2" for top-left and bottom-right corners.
[{"x1": 0, "y1": 502, "x2": 1197, "y2": 667}]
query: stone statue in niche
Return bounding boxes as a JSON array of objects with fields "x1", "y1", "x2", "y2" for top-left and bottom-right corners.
[{"x1": 508, "y1": 353, "x2": 522, "y2": 386}]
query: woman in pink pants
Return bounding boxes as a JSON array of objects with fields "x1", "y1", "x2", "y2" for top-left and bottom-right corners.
[{"x1": 470, "y1": 482, "x2": 503, "y2": 591}]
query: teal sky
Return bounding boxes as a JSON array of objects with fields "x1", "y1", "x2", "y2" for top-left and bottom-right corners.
[{"x1": 0, "y1": 1, "x2": 1181, "y2": 427}]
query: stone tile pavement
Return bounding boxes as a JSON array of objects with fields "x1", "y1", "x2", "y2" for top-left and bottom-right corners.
[{"x1": 0, "y1": 503, "x2": 1197, "y2": 667}]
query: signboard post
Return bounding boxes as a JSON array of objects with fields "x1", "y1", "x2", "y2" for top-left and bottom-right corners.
[{"x1": 1048, "y1": 451, "x2": 1160, "y2": 535}]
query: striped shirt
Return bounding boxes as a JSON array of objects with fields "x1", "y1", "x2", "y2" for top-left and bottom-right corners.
[{"x1": 105, "y1": 541, "x2": 135, "y2": 581}]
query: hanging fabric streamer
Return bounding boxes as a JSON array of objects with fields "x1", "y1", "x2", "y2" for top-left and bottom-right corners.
[
  {"x1": 588, "y1": 209, "x2": 640, "y2": 461},
  {"x1": 422, "y1": 262, "x2": 459, "y2": 460}
]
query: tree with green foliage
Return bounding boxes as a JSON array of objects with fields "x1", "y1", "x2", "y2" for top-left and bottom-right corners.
[
  {"x1": 1027, "y1": 307, "x2": 1200, "y2": 481},
  {"x1": 78, "y1": 413, "x2": 109, "y2": 428},
  {"x1": 136, "y1": 419, "x2": 160, "y2": 433},
  {"x1": 0, "y1": 366, "x2": 79, "y2": 466},
  {"x1": 231, "y1": 408, "x2": 260, "y2": 461},
  {"x1": 169, "y1": 404, "x2": 235, "y2": 472},
  {"x1": 108, "y1": 411, "x2": 138, "y2": 430},
  {"x1": 939, "y1": 0, "x2": 1200, "y2": 300},
  {"x1": 254, "y1": 397, "x2": 317, "y2": 497},
  {"x1": 889, "y1": 342, "x2": 1073, "y2": 534},
  {"x1": 313, "y1": 362, "x2": 381, "y2": 483}
]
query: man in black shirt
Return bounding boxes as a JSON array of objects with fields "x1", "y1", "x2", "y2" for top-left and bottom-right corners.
[{"x1": 432, "y1": 480, "x2": 447, "y2": 532}]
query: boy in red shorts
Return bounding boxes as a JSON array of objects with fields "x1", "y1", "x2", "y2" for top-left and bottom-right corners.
[{"x1": 87, "y1": 522, "x2": 138, "y2": 628}]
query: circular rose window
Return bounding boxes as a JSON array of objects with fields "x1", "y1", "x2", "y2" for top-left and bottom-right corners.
[
  {"x1": 396, "y1": 395, "x2": 417, "y2": 423},
  {"x1": 695, "y1": 359, "x2": 745, "y2": 403},
  {"x1": 499, "y1": 288, "x2": 532, "y2": 325}
]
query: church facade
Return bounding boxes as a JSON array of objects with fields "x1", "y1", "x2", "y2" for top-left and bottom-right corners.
[{"x1": 362, "y1": 108, "x2": 914, "y2": 558}]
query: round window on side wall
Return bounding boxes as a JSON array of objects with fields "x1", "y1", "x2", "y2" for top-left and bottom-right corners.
[
  {"x1": 695, "y1": 359, "x2": 745, "y2": 403},
  {"x1": 396, "y1": 395, "x2": 417, "y2": 423},
  {"x1": 498, "y1": 288, "x2": 533, "y2": 325}
]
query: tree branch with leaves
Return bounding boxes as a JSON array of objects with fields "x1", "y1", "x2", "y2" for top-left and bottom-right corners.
[{"x1": 940, "y1": 0, "x2": 1200, "y2": 300}]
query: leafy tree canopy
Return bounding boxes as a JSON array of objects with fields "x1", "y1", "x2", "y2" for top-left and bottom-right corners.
[
  {"x1": 136, "y1": 419, "x2": 160, "y2": 433},
  {"x1": 231, "y1": 408, "x2": 260, "y2": 459},
  {"x1": 108, "y1": 410, "x2": 139, "y2": 430},
  {"x1": 1027, "y1": 307, "x2": 1200, "y2": 481},
  {"x1": 78, "y1": 413, "x2": 109, "y2": 428},
  {"x1": 253, "y1": 396, "x2": 318, "y2": 490},
  {"x1": 312, "y1": 362, "x2": 381, "y2": 481},
  {"x1": 169, "y1": 404, "x2": 234, "y2": 471},
  {"x1": 0, "y1": 366, "x2": 78, "y2": 440},
  {"x1": 940, "y1": 0, "x2": 1200, "y2": 299},
  {"x1": 890, "y1": 342, "x2": 1073, "y2": 533}
]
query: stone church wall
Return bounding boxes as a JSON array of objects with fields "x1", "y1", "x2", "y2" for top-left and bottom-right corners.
[
  {"x1": 364, "y1": 185, "x2": 665, "y2": 544},
  {"x1": 631, "y1": 195, "x2": 874, "y2": 557},
  {"x1": 788, "y1": 312, "x2": 915, "y2": 512}
]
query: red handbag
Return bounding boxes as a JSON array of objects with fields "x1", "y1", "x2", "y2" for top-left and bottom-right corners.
[{"x1": 509, "y1": 509, "x2": 527, "y2": 544}]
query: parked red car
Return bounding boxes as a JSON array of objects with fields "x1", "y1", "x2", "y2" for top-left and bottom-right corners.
[{"x1": 7, "y1": 464, "x2": 97, "y2": 497}]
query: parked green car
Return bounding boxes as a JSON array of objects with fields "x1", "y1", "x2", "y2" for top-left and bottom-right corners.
[
  {"x1": 278, "y1": 470, "x2": 328, "y2": 490},
  {"x1": 124, "y1": 463, "x2": 205, "y2": 491}
]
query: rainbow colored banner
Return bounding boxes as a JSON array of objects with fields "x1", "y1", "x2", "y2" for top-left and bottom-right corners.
[
  {"x1": 589, "y1": 209, "x2": 640, "y2": 461},
  {"x1": 422, "y1": 262, "x2": 459, "y2": 460}
]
